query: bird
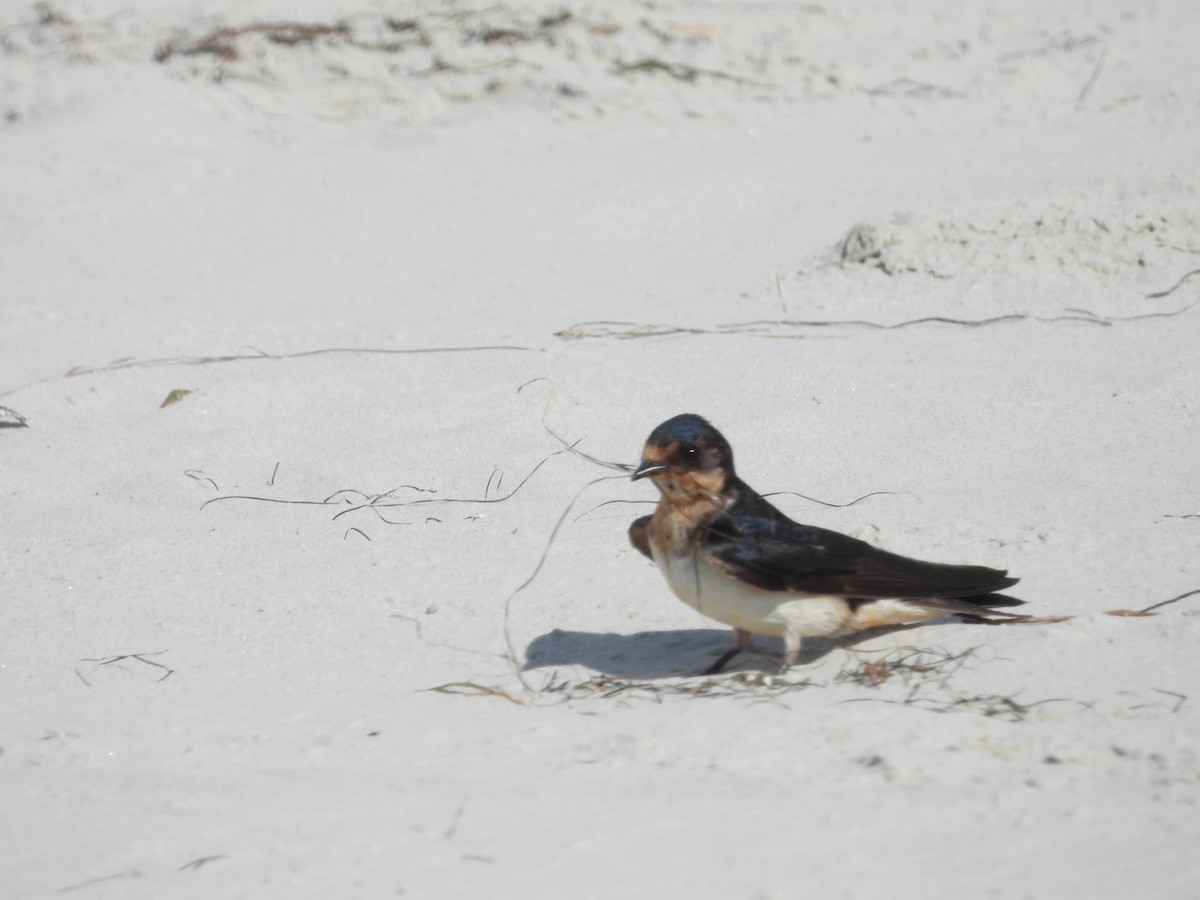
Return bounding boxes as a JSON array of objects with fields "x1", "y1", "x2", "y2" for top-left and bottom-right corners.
[{"x1": 628, "y1": 413, "x2": 1026, "y2": 673}]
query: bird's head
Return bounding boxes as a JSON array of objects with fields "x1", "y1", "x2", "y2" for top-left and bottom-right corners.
[{"x1": 631, "y1": 413, "x2": 735, "y2": 504}]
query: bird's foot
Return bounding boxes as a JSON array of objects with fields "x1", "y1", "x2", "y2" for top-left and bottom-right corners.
[
  {"x1": 701, "y1": 628, "x2": 754, "y2": 676},
  {"x1": 701, "y1": 647, "x2": 742, "y2": 676},
  {"x1": 780, "y1": 633, "x2": 801, "y2": 672}
]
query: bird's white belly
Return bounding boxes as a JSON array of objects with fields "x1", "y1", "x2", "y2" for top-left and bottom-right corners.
[{"x1": 652, "y1": 545, "x2": 852, "y2": 639}]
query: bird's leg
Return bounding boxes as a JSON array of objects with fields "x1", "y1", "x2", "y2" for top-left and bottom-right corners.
[
  {"x1": 702, "y1": 628, "x2": 752, "y2": 675},
  {"x1": 781, "y1": 629, "x2": 802, "y2": 672}
]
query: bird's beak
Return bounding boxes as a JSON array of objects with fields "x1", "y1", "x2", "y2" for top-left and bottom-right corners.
[{"x1": 631, "y1": 459, "x2": 667, "y2": 481}]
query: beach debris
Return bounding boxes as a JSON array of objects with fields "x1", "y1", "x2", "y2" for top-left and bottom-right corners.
[
  {"x1": 0, "y1": 405, "x2": 27, "y2": 428},
  {"x1": 75, "y1": 650, "x2": 175, "y2": 685},
  {"x1": 553, "y1": 303, "x2": 1197, "y2": 341},
  {"x1": 160, "y1": 388, "x2": 193, "y2": 408},
  {"x1": 155, "y1": 21, "x2": 351, "y2": 63},
  {"x1": 424, "y1": 682, "x2": 524, "y2": 705}
]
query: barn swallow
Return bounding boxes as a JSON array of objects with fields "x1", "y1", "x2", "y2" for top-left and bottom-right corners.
[{"x1": 629, "y1": 414, "x2": 1025, "y2": 673}]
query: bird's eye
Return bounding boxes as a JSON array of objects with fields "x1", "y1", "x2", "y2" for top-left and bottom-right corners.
[{"x1": 681, "y1": 445, "x2": 701, "y2": 462}]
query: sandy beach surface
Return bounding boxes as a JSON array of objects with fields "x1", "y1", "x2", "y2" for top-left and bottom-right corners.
[{"x1": 3, "y1": 1, "x2": 1199, "y2": 896}]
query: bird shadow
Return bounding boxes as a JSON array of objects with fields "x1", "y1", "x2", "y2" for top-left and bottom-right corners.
[{"x1": 522, "y1": 625, "x2": 924, "y2": 680}]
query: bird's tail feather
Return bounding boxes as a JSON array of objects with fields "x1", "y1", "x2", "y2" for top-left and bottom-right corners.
[{"x1": 914, "y1": 593, "x2": 1027, "y2": 619}]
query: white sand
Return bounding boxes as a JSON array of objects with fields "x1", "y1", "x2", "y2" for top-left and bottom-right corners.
[{"x1": 3, "y1": 0, "x2": 1200, "y2": 896}]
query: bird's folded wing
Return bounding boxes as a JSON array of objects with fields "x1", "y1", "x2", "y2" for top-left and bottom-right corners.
[
  {"x1": 702, "y1": 510, "x2": 1017, "y2": 599},
  {"x1": 628, "y1": 515, "x2": 653, "y2": 560}
]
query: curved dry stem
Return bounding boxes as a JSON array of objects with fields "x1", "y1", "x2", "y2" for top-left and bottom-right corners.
[
  {"x1": 518, "y1": 377, "x2": 635, "y2": 473},
  {"x1": 501, "y1": 471, "x2": 632, "y2": 692}
]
